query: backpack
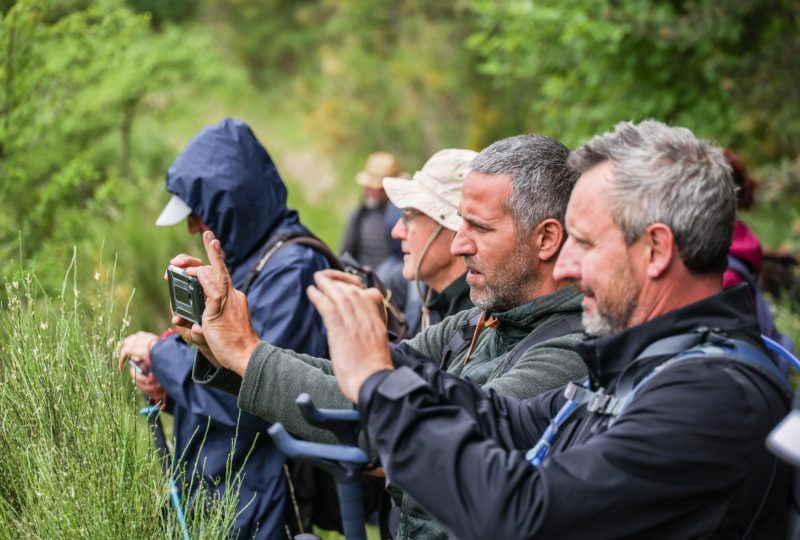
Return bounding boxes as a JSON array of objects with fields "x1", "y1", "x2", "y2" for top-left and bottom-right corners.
[{"x1": 242, "y1": 230, "x2": 407, "y2": 341}]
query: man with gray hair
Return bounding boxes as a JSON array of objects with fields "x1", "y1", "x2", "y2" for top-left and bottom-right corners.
[
  {"x1": 174, "y1": 135, "x2": 587, "y2": 539},
  {"x1": 300, "y1": 120, "x2": 791, "y2": 539}
]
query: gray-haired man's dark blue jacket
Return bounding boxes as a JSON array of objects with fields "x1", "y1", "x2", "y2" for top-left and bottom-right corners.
[{"x1": 358, "y1": 286, "x2": 790, "y2": 539}]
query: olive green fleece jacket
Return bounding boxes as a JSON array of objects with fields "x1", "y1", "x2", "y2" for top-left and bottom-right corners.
[{"x1": 192, "y1": 285, "x2": 586, "y2": 539}]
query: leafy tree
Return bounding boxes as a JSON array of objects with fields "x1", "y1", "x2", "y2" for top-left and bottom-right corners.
[
  {"x1": 465, "y1": 0, "x2": 800, "y2": 163},
  {"x1": 124, "y1": 0, "x2": 196, "y2": 28},
  {"x1": 291, "y1": 1, "x2": 485, "y2": 164},
  {"x1": 214, "y1": 0, "x2": 325, "y2": 83},
  {"x1": 0, "y1": 0, "x2": 233, "y2": 295}
]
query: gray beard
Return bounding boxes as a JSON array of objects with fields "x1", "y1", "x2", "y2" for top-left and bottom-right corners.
[
  {"x1": 468, "y1": 246, "x2": 539, "y2": 313},
  {"x1": 582, "y1": 310, "x2": 617, "y2": 337}
]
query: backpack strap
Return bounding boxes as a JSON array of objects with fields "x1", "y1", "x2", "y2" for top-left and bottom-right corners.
[
  {"x1": 612, "y1": 337, "x2": 794, "y2": 420},
  {"x1": 242, "y1": 230, "x2": 408, "y2": 342},
  {"x1": 527, "y1": 331, "x2": 796, "y2": 466},
  {"x1": 440, "y1": 312, "x2": 484, "y2": 371},
  {"x1": 498, "y1": 313, "x2": 583, "y2": 376},
  {"x1": 728, "y1": 254, "x2": 758, "y2": 289},
  {"x1": 728, "y1": 255, "x2": 774, "y2": 329},
  {"x1": 242, "y1": 231, "x2": 343, "y2": 294}
]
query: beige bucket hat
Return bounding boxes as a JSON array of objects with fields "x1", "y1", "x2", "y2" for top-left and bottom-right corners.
[
  {"x1": 356, "y1": 151, "x2": 403, "y2": 189},
  {"x1": 382, "y1": 148, "x2": 477, "y2": 231}
]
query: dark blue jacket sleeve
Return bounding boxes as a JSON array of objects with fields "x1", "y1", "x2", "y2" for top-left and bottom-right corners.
[
  {"x1": 357, "y1": 361, "x2": 788, "y2": 540},
  {"x1": 150, "y1": 335, "x2": 260, "y2": 428}
]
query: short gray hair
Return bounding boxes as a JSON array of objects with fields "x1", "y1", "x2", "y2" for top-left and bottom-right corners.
[
  {"x1": 568, "y1": 120, "x2": 735, "y2": 274},
  {"x1": 470, "y1": 134, "x2": 578, "y2": 234}
]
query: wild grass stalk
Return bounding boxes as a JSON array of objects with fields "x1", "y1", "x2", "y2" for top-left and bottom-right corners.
[{"x1": 0, "y1": 252, "x2": 237, "y2": 538}]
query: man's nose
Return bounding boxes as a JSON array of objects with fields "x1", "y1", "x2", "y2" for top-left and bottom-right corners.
[
  {"x1": 390, "y1": 218, "x2": 405, "y2": 241},
  {"x1": 553, "y1": 237, "x2": 580, "y2": 282},
  {"x1": 450, "y1": 226, "x2": 475, "y2": 257}
]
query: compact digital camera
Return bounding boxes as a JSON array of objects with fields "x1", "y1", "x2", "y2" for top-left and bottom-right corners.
[{"x1": 167, "y1": 265, "x2": 205, "y2": 325}]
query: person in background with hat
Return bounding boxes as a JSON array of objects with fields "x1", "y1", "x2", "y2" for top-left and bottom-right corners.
[
  {"x1": 340, "y1": 151, "x2": 405, "y2": 270},
  {"x1": 383, "y1": 148, "x2": 477, "y2": 336},
  {"x1": 117, "y1": 118, "x2": 331, "y2": 540}
]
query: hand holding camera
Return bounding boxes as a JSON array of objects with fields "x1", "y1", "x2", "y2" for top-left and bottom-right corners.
[
  {"x1": 167, "y1": 231, "x2": 261, "y2": 376},
  {"x1": 165, "y1": 256, "x2": 215, "y2": 361},
  {"x1": 167, "y1": 265, "x2": 205, "y2": 326}
]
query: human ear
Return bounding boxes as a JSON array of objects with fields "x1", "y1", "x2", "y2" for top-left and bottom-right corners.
[
  {"x1": 535, "y1": 219, "x2": 565, "y2": 262},
  {"x1": 643, "y1": 223, "x2": 674, "y2": 278}
]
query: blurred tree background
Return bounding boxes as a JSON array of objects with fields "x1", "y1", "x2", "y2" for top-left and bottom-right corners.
[{"x1": 2, "y1": 0, "x2": 799, "y2": 330}]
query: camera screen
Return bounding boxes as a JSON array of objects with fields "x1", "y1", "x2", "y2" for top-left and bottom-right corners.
[{"x1": 175, "y1": 286, "x2": 192, "y2": 305}]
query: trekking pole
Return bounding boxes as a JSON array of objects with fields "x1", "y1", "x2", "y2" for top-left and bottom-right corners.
[
  {"x1": 138, "y1": 405, "x2": 190, "y2": 540},
  {"x1": 268, "y1": 394, "x2": 368, "y2": 540}
]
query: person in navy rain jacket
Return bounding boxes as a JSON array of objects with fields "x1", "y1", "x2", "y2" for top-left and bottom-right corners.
[{"x1": 118, "y1": 118, "x2": 330, "y2": 539}]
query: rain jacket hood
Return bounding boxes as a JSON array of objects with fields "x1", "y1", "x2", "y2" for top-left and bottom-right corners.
[{"x1": 165, "y1": 117, "x2": 292, "y2": 268}]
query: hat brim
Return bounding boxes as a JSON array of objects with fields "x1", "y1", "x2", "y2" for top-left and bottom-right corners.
[
  {"x1": 356, "y1": 171, "x2": 385, "y2": 189},
  {"x1": 767, "y1": 409, "x2": 800, "y2": 467},
  {"x1": 383, "y1": 177, "x2": 462, "y2": 231},
  {"x1": 155, "y1": 194, "x2": 192, "y2": 226}
]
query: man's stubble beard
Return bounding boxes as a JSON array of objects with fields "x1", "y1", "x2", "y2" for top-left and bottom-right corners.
[
  {"x1": 581, "y1": 259, "x2": 639, "y2": 337},
  {"x1": 469, "y1": 242, "x2": 540, "y2": 313}
]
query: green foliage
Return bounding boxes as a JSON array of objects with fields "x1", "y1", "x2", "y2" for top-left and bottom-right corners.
[
  {"x1": 124, "y1": 0, "x2": 196, "y2": 28},
  {"x1": 741, "y1": 157, "x2": 800, "y2": 253},
  {"x1": 299, "y1": 1, "x2": 482, "y2": 160},
  {"x1": 774, "y1": 297, "x2": 800, "y2": 352},
  {"x1": 210, "y1": 0, "x2": 800, "y2": 171},
  {"x1": 0, "y1": 258, "x2": 236, "y2": 537},
  {"x1": 214, "y1": 0, "x2": 324, "y2": 83},
  {"x1": 0, "y1": 0, "x2": 238, "y2": 306},
  {"x1": 207, "y1": 0, "x2": 486, "y2": 164},
  {"x1": 465, "y1": 0, "x2": 800, "y2": 161}
]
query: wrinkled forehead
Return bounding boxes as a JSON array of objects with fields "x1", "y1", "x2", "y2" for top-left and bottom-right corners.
[{"x1": 460, "y1": 171, "x2": 512, "y2": 215}]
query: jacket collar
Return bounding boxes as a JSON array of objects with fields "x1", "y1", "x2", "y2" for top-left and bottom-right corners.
[
  {"x1": 490, "y1": 285, "x2": 583, "y2": 331},
  {"x1": 575, "y1": 284, "x2": 761, "y2": 388},
  {"x1": 427, "y1": 273, "x2": 472, "y2": 314}
]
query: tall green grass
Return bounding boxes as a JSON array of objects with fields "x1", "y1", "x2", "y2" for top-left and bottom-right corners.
[{"x1": 0, "y1": 253, "x2": 237, "y2": 538}]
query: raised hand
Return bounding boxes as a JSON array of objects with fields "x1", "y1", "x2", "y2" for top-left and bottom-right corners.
[
  {"x1": 184, "y1": 230, "x2": 260, "y2": 376},
  {"x1": 307, "y1": 270, "x2": 394, "y2": 403}
]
